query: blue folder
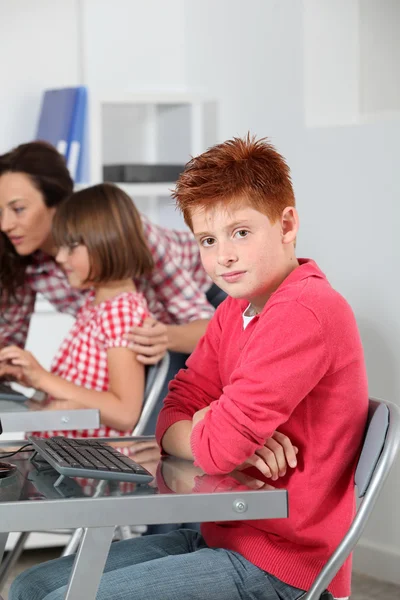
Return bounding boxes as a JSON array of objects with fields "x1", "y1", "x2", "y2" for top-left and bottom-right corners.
[
  {"x1": 66, "y1": 86, "x2": 88, "y2": 182},
  {"x1": 36, "y1": 88, "x2": 78, "y2": 157},
  {"x1": 36, "y1": 86, "x2": 88, "y2": 182}
]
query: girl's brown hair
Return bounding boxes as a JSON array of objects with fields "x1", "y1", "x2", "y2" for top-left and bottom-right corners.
[
  {"x1": 0, "y1": 141, "x2": 73, "y2": 301},
  {"x1": 52, "y1": 183, "x2": 154, "y2": 283},
  {"x1": 173, "y1": 134, "x2": 296, "y2": 229}
]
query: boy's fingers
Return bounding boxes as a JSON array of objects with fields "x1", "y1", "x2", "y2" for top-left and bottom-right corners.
[
  {"x1": 237, "y1": 455, "x2": 272, "y2": 479},
  {"x1": 255, "y1": 446, "x2": 281, "y2": 480},
  {"x1": 271, "y1": 431, "x2": 298, "y2": 468}
]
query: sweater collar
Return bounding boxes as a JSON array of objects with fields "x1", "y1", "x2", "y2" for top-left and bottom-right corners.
[{"x1": 238, "y1": 258, "x2": 326, "y2": 314}]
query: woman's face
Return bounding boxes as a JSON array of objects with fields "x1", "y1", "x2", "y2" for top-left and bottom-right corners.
[{"x1": 0, "y1": 171, "x2": 56, "y2": 256}]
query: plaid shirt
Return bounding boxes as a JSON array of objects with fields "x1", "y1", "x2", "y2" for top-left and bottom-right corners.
[
  {"x1": 0, "y1": 215, "x2": 214, "y2": 348},
  {"x1": 32, "y1": 290, "x2": 150, "y2": 439}
]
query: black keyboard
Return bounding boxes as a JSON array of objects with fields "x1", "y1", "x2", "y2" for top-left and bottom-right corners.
[{"x1": 27, "y1": 436, "x2": 154, "y2": 484}]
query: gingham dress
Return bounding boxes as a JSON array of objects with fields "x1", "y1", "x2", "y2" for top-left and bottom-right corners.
[{"x1": 32, "y1": 290, "x2": 150, "y2": 439}]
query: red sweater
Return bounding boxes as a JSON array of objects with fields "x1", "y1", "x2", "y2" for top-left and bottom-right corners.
[{"x1": 156, "y1": 260, "x2": 368, "y2": 597}]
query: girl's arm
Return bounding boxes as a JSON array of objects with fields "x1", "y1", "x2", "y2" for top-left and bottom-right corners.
[
  {"x1": 0, "y1": 345, "x2": 145, "y2": 432},
  {"x1": 39, "y1": 347, "x2": 145, "y2": 431}
]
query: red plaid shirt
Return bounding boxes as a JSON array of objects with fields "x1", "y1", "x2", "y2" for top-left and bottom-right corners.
[
  {"x1": 33, "y1": 290, "x2": 150, "y2": 439},
  {"x1": 0, "y1": 215, "x2": 214, "y2": 348}
]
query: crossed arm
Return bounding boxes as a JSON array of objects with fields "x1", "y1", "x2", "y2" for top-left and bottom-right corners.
[{"x1": 162, "y1": 416, "x2": 298, "y2": 481}]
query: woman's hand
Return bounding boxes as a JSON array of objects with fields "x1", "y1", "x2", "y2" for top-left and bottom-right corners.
[
  {"x1": 0, "y1": 346, "x2": 47, "y2": 389},
  {"x1": 237, "y1": 431, "x2": 299, "y2": 480},
  {"x1": 124, "y1": 317, "x2": 168, "y2": 365}
]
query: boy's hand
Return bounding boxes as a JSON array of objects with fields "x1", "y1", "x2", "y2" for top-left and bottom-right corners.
[
  {"x1": 124, "y1": 317, "x2": 168, "y2": 365},
  {"x1": 0, "y1": 346, "x2": 47, "y2": 389},
  {"x1": 192, "y1": 406, "x2": 211, "y2": 428},
  {"x1": 238, "y1": 431, "x2": 298, "y2": 480}
]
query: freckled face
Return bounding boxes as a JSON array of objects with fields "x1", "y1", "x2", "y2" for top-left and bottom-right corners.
[{"x1": 192, "y1": 202, "x2": 296, "y2": 312}]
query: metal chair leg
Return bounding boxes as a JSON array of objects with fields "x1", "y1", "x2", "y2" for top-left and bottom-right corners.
[{"x1": 61, "y1": 528, "x2": 84, "y2": 557}]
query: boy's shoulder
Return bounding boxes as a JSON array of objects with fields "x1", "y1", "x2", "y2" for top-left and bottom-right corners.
[{"x1": 270, "y1": 259, "x2": 354, "y2": 322}]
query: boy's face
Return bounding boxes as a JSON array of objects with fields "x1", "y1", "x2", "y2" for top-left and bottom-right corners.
[{"x1": 192, "y1": 201, "x2": 298, "y2": 312}]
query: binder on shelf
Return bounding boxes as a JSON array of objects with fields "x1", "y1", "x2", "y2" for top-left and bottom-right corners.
[
  {"x1": 66, "y1": 86, "x2": 87, "y2": 182},
  {"x1": 35, "y1": 88, "x2": 78, "y2": 157},
  {"x1": 35, "y1": 87, "x2": 88, "y2": 182}
]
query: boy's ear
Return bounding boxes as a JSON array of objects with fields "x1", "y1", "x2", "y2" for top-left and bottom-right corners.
[{"x1": 280, "y1": 207, "x2": 299, "y2": 245}]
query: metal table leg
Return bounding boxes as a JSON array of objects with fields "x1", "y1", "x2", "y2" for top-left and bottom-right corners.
[
  {"x1": 0, "y1": 532, "x2": 29, "y2": 591},
  {"x1": 0, "y1": 534, "x2": 8, "y2": 571},
  {"x1": 64, "y1": 526, "x2": 114, "y2": 600}
]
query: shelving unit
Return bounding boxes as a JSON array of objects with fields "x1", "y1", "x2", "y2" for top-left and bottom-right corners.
[{"x1": 85, "y1": 92, "x2": 217, "y2": 227}]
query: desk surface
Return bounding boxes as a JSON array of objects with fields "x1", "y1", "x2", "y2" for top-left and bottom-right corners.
[
  {"x1": 0, "y1": 437, "x2": 288, "y2": 600},
  {"x1": 0, "y1": 437, "x2": 288, "y2": 531},
  {"x1": 0, "y1": 400, "x2": 100, "y2": 433}
]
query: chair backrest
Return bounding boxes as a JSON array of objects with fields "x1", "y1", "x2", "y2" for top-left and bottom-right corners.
[
  {"x1": 131, "y1": 352, "x2": 170, "y2": 436},
  {"x1": 303, "y1": 397, "x2": 400, "y2": 600}
]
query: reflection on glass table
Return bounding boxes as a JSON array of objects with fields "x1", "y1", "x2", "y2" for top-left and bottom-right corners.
[{"x1": 0, "y1": 437, "x2": 282, "y2": 505}]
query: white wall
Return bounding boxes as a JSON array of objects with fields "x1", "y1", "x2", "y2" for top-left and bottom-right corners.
[
  {"x1": 0, "y1": 0, "x2": 81, "y2": 152},
  {"x1": 360, "y1": 0, "x2": 400, "y2": 115},
  {"x1": 0, "y1": 0, "x2": 399, "y2": 584},
  {"x1": 303, "y1": 0, "x2": 360, "y2": 127}
]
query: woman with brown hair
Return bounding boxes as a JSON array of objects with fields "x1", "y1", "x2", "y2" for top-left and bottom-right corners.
[
  {"x1": 0, "y1": 141, "x2": 215, "y2": 359},
  {"x1": 0, "y1": 182, "x2": 154, "y2": 436},
  {"x1": 0, "y1": 141, "x2": 220, "y2": 433}
]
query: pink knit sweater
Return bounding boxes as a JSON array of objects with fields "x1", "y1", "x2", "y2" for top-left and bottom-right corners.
[{"x1": 156, "y1": 260, "x2": 368, "y2": 597}]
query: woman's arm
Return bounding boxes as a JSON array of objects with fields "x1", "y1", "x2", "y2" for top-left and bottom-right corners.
[{"x1": 0, "y1": 285, "x2": 36, "y2": 348}]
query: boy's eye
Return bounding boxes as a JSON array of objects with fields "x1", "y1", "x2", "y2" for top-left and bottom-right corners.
[
  {"x1": 14, "y1": 207, "x2": 25, "y2": 214},
  {"x1": 234, "y1": 229, "x2": 249, "y2": 238},
  {"x1": 201, "y1": 237, "x2": 215, "y2": 248}
]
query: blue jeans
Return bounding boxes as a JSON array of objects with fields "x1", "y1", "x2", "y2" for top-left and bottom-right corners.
[{"x1": 10, "y1": 530, "x2": 304, "y2": 600}]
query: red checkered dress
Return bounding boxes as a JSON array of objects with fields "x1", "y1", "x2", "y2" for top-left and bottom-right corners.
[
  {"x1": 0, "y1": 214, "x2": 214, "y2": 348},
  {"x1": 32, "y1": 290, "x2": 150, "y2": 439}
]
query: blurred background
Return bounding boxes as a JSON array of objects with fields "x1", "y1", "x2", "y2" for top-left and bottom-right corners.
[{"x1": 1, "y1": 0, "x2": 399, "y2": 595}]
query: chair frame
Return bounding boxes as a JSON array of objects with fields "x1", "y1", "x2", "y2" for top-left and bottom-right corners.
[{"x1": 303, "y1": 397, "x2": 400, "y2": 599}]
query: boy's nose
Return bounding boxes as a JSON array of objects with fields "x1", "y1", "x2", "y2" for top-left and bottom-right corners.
[{"x1": 217, "y1": 245, "x2": 238, "y2": 267}]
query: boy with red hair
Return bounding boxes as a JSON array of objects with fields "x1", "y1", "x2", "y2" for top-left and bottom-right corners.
[{"x1": 10, "y1": 136, "x2": 368, "y2": 600}]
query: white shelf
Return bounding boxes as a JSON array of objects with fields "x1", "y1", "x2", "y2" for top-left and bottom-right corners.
[
  {"x1": 87, "y1": 91, "x2": 217, "y2": 186},
  {"x1": 97, "y1": 92, "x2": 209, "y2": 105},
  {"x1": 75, "y1": 182, "x2": 175, "y2": 197}
]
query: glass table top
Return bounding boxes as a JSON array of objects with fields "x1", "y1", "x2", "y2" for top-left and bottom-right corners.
[{"x1": 0, "y1": 437, "x2": 281, "y2": 505}]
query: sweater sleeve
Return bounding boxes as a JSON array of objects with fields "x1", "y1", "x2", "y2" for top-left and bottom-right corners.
[
  {"x1": 190, "y1": 300, "x2": 330, "y2": 475},
  {"x1": 155, "y1": 306, "x2": 223, "y2": 445}
]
